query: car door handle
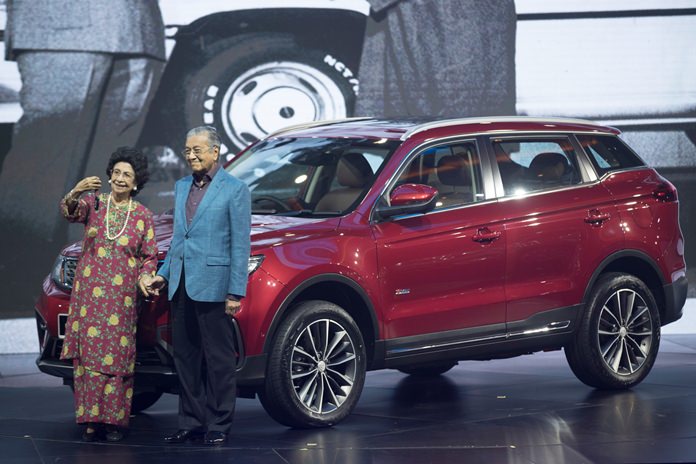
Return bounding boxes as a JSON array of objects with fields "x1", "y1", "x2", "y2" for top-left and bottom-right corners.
[
  {"x1": 584, "y1": 209, "x2": 611, "y2": 225},
  {"x1": 472, "y1": 228, "x2": 501, "y2": 243}
]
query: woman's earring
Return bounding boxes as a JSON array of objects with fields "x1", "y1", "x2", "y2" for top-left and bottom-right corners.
[
  {"x1": 133, "y1": 186, "x2": 138, "y2": 191},
  {"x1": 108, "y1": 179, "x2": 112, "y2": 184}
]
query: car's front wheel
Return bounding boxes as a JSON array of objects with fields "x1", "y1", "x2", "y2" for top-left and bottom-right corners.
[
  {"x1": 565, "y1": 272, "x2": 660, "y2": 389},
  {"x1": 258, "y1": 300, "x2": 366, "y2": 428}
]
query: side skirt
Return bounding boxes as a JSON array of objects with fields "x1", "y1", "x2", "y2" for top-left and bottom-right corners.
[{"x1": 377, "y1": 304, "x2": 581, "y2": 369}]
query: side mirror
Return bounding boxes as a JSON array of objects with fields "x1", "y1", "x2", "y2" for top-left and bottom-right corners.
[{"x1": 375, "y1": 183, "x2": 439, "y2": 219}]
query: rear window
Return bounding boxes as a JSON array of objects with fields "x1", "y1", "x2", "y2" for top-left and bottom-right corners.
[
  {"x1": 491, "y1": 137, "x2": 582, "y2": 196},
  {"x1": 576, "y1": 134, "x2": 645, "y2": 177}
]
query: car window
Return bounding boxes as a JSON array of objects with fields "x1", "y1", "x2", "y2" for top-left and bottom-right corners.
[
  {"x1": 396, "y1": 141, "x2": 484, "y2": 209},
  {"x1": 492, "y1": 137, "x2": 581, "y2": 196},
  {"x1": 229, "y1": 137, "x2": 400, "y2": 216},
  {"x1": 576, "y1": 134, "x2": 645, "y2": 177}
]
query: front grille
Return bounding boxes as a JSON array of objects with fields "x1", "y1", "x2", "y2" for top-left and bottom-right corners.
[
  {"x1": 61, "y1": 257, "x2": 78, "y2": 289},
  {"x1": 136, "y1": 347, "x2": 163, "y2": 365}
]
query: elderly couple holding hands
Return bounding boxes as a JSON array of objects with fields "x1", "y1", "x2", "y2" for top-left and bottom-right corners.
[{"x1": 59, "y1": 126, "x2": 251, "y2": 445}]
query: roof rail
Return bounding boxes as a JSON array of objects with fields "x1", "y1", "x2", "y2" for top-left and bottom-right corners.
[
  {"x1": 400, "y1": 116, "x2": 602, "y2": 141},
  {"x1": 267, "y1": 117, "x2": 375, "y2": 138}
]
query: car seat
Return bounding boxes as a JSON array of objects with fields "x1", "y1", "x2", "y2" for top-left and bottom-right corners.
[
  {"x1": 435, "y1": 154, "x2": 474, "y2": 207},
  {"x1": 315, "y1": 152, "x2": 373, "y2": 212},
  {"x1": 527, "y1": 152, "x2": 570, "y2": 187}
]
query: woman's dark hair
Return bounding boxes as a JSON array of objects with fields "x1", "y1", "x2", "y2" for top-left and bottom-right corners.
[{"x1": 106, "y1": 146, "x2": 149, "y2": 197}]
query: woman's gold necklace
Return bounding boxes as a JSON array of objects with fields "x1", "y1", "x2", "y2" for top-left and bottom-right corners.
[{"x1": 105, "y1": 193, "x2": 132, "y2": 240}]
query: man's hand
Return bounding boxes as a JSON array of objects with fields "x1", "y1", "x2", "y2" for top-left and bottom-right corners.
[
  {"x1": 146, "y1": 275, "x2": 167, "y2": 297},
  {"x1": 225, "y1": 298, "x2": 241, "y2": 317},
  {"x1": 138, "y1": 274, "x2": 153, "y2": 296}
]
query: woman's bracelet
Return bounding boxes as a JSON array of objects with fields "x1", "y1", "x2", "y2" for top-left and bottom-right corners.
[{"x1": 65, "y1": 189, "x2": 80, "y2": 203}]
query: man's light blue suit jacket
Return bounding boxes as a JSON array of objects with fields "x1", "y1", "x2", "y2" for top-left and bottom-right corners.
[{"x1": 158, "y1": 169, "x2": 251, "y2": 302}]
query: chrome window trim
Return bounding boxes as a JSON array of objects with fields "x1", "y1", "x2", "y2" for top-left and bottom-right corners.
[{"x1": 369, "y1": 130, "x2": 621, "y2": 223}]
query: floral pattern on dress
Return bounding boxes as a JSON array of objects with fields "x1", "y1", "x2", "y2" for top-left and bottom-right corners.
[
  {"x1": 59, "y1": 192, "x2": 157, "y2": 425},
  {"x1": 72, "y1": 359, "x2": 134, "y2": 426}
]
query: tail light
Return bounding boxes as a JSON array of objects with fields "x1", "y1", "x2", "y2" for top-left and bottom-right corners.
[{"x1": 652, "y1": 181, "x2": 678, "y2": 202}]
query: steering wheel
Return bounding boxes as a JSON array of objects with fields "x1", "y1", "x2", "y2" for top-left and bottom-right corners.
[{"x1": 253, "y1": 195, "x2": 291, "y2": 212}]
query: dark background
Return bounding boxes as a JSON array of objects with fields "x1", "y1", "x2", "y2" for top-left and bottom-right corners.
[{"x1": 0, "y1": 1, "x2": 693, "y2": 316}]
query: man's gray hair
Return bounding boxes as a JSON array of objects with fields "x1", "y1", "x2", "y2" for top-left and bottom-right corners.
[{"x1": 187, "y1": 125, "x2": 222, "y2": 148}]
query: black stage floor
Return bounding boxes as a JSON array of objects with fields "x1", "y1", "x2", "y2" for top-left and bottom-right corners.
[{"x1": 2, "y1": 335, "x2": 696, "y2": 464}]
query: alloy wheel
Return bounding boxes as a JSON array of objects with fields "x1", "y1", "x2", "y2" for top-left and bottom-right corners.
[
  {"x1": 597, "y1": 289, "x2": 654, "y2": 376},
  {"x1": 290, "y1": 318, "x2": 357, "y2": 414}
]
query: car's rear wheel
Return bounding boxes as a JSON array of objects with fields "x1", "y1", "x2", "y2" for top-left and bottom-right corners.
[
  {"x1": 258, "y1": 300, "x2": 366, "y2": 428},
  {"x1": 398, "y1": 361, "x2": 458, "y2": 377},
  {"x1": 565, "y1": 272, "x2": 660, "y2": 389}
]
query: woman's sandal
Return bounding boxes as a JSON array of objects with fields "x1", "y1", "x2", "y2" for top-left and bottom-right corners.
[{"x1": 81, "y1": 423, "x2": 98, "y2": 442}]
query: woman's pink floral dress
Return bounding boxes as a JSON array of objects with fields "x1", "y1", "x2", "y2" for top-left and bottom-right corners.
[{"x1": 59, "y1": 192, "x2": 158, "y2": 426}]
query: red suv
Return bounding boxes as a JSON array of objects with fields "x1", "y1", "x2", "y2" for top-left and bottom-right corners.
[{"x1": 36, "y1": 117, "x2": 688, "y2": 428}]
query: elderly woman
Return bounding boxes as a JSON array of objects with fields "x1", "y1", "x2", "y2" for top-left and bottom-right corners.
[{"x1": 59, "y1": 146, "x2": 158, "y2": 442}]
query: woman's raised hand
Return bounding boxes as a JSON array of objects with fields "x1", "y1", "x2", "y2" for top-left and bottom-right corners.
[{"x1": 71, "y1": 176, "x2": 102, "y2": 197}]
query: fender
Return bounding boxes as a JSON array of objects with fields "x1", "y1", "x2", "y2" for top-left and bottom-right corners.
[
  {"x1": 262, "y1": 273, "x2": 380, "y2": 355},
  {"x1": 582, "y1": 249, "x2": 666, "y2": 305}
]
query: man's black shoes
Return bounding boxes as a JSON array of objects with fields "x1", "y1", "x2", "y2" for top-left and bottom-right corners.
[
  {"x1": 163, "y1": 429, "x2": 205, "y2": 444},
  {"x1": 204, "y1": 431, "x2": 227, "y2": 445}
]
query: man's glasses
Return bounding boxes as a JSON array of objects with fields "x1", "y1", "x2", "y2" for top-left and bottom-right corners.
[{"x1": 181, "y1": 146, "x2": 212, "y2": 157}]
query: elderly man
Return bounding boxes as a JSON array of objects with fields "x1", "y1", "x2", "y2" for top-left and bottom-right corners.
[{"x1": 149, "y1": 125, "x2": 251, "y2": 445}]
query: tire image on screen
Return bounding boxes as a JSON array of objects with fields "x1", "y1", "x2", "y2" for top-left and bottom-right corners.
[
  {"x1": 565, "y1": 272, "x2": 661, "y2": 390},
  {"x1": 258, "y1": 300, "x2": 366, "y2": 428},
  {"x1": 181, "y1": 33, "x2": 357, "y2": 156}
]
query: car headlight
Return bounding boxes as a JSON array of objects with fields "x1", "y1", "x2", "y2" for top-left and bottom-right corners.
[
  {"x1": 51, "y1": 255, "x2": 78, "y2": 290},
  {"x1": 248, "y1": 255, "x2": 264, "y2": 275}
]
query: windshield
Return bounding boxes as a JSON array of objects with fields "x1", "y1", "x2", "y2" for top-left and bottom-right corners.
[{"x1": 227, "y1": 137, "x2": 400, "y2": 216}]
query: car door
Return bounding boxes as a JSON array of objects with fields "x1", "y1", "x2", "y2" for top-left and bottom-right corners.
[
  {"x1": 371, "y1": 139, "x2": 508, "y2": 347},
  {"x1": 487, "y1": 134, "x2": 622, "y2": 332}
]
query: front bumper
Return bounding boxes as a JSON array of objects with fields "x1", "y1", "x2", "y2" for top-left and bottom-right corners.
[
  {"x1": 34, "y1": 330, "x2": 268, "y2": 396},
  {"x1": 35, "y1": 333, "x2": 180, "y2": 389}
]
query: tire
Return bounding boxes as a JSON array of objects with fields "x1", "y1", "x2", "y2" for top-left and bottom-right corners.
[
  {"x1": 130, "y1": 391, "x2": 163, "y2": 413},
  {"x1": 258, "y1": 300, "x2": 366, "y2": 428},
  {"x1": 398, "y1": 361, "x2": 458, "y2": 377},
  {"x1": 181, "y1": 34, "x2": 357, "y2": 157},
  {"x1": 565, "y1": 272, "x2": 661, "y2": 390}
]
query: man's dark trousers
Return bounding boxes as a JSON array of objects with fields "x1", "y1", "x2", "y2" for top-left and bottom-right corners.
[{"x1": 171, "y1": 270, "x2": 237, "y2": 433}]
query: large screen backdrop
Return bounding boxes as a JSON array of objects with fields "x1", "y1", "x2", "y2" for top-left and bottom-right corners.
[{"x1": 0, "y1": 0, "x2": 694, "y2": 315}]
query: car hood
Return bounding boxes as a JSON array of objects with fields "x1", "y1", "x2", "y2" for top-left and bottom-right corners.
[{"x1": 60, "y1": 212, "x2": 333, "y2": 257}]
